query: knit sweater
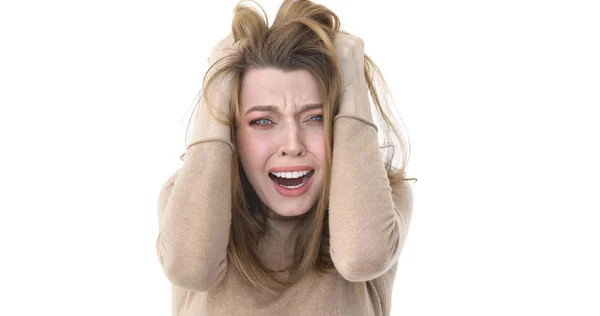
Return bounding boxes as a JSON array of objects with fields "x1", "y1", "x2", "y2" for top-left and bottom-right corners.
[{"x1": 156, "y1": 115, "x2": 414, "y2": 316}]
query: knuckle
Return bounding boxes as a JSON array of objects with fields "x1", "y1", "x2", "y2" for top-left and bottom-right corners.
[
  {"x1": 349, "y1": 36, "x2": 363, "y2": 51},
  {"x1": 335, "y1": 33, "x2": 364, "y2": 58},
  {"x1": 340, "y1": 46, "x2": 353, "y2": 58},
  {"x1": 356, "y1": 38, "x2": 364, "y2": 50}
]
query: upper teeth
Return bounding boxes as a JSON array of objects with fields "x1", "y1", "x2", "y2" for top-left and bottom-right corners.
[{"x1": 271, "y1": 170, "x2": 311, "y2": 179}]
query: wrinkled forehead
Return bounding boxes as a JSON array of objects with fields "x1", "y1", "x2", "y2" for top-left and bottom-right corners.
[{"x1": 239, "y1": 67, "x2": 322, "y2": 114}]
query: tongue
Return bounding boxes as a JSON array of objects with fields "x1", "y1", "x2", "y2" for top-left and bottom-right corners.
[{"x1": 277, "y1": 176, "x2": 304, "y2": 187}]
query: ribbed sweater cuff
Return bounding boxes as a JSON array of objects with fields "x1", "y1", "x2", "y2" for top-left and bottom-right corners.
[{"x1": 333, "y1": 114, "x2": 378, "y2": 133}]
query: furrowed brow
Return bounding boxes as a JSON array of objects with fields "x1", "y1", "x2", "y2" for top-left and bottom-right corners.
[
  {"x1": 244, "y1": 103, "x2": 322, "y2": 115},
  {"x1": 245, "y1": 105, "x2": 279, "y2": 115},
  {"x1": 298, "y1": 104, "x2": 323, "y2": 114}
]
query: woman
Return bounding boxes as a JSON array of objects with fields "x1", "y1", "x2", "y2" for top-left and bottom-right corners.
[{"x1": 156, "y1": 0, "x2": 415, "y2": 315}]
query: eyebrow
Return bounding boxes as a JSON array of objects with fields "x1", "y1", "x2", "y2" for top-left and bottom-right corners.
[{"x1": 244, "y1": 103, "x2": 322, "y2": 115}]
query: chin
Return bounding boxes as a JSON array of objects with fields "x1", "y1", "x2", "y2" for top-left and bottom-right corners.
[
  {"x1": 271, "y1": 204, "x2": 313, "y2": 217},
  {"x1": 263, "y1": 186, "x2": 322, "y2": 218},
  {"x1": 255, "y1": 171, "x2": 323, "y2": 218}
]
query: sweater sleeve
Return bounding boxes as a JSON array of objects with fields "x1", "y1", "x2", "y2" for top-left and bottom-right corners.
[
  {"x1": 155, "y1": 141, "x2": 233, "y2": 292},
  {"x1": 329, "y1": 116, "x2": 414, "y2": 282}
]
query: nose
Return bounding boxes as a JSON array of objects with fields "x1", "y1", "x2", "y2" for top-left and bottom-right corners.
[{"x1": 277, "y1": 122, "x2": 306, "y2": 157}]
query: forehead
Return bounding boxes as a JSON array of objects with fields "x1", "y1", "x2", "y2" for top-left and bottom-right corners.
[{"x1": 239, "y1": 68, "x2": 321, "y2": 112}]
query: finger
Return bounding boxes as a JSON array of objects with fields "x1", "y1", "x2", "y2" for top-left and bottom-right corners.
[
  {"x1": 217, "y1": 34, "x2": 235, "y2": 49},
  {"x1": 334, "y1": 34, "x2": 359, "y2": 56},
  {"x1": 351, "y1": 36, "x2": 364, "y2": 52},
  {"x1": 211, "y1": 33, "x2": 233, "y2": 52}
]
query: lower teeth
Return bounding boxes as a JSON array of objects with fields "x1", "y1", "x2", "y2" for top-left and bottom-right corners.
[{"x1": 279, "y1": 174, "x2": 310, "y2": 189}]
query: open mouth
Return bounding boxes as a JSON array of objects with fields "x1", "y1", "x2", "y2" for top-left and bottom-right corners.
[{"x1": 268, "y1": 170, "x2": 315, "y2": 189}]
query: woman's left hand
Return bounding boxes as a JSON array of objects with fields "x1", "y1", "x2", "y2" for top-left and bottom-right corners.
[{"x1": 334, "y1": 32, "x2": 373, "y2": 122}]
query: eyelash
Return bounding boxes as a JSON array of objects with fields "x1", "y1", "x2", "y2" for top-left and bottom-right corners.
[
  {"x1": 309, "y1": 115, "x2": 324, "y2": 122},
  {"x1": 249, "y1": 115, "x2": 323, "y2": 126},
  {"x1": 249, "y1": 117, "x2": 274, "y2": 126}
]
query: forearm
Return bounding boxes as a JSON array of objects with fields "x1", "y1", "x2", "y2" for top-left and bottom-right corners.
[
  {"x1": 328, "y1": 115, "x2": 402, "y2": 282},
  {"x1": 156, "y1": 140, "x2": 233, "y2": 292}
]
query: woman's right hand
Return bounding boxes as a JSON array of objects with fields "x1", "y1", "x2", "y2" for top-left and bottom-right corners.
[
  {"x1": 187, "y1": 34, "x2": 242, "y2": 151},
  {"x1": 203, "y1": 34, "x2": 242, "y2": 118}
]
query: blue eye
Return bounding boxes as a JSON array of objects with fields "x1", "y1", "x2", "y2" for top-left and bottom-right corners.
[
  {"x1": 250, "y1": 117, "x2": 273, "y2": 126},
  {"x1": 309, "y1": 115, "x2": 324, "y2": 122}
]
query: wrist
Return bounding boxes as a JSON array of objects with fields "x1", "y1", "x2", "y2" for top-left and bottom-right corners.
[
  {"x1": 187, "y1": 101, "x2": 232, "y2": 150},
  {"x1": 337, "y1": 84, "x2": 374, "y2": 123}
]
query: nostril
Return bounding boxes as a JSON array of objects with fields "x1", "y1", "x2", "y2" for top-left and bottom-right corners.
[{"x1": 279, "y1": 145, "x2": 305, "y2": 157}]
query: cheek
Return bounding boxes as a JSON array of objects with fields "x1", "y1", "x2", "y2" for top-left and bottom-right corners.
[
  {"x1": 236, "y1": 129, "x2": 276, "y2": 169},
  {"x1": 306, "y1": 129, "x2": 327, "y2": 167}
]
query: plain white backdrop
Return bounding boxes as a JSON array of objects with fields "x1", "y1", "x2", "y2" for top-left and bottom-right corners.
[{"x1": 1, "y1": 0, "x2": 599, "y2": 315}]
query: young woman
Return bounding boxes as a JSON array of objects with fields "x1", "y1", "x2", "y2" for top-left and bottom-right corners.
[{"x1": 156, "y1": 0, "x2": 415, "y2": 315}]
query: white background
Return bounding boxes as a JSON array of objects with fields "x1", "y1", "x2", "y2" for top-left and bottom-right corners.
[{"x1": 1, "y1": 0, "x2": 599, "y2": 315}]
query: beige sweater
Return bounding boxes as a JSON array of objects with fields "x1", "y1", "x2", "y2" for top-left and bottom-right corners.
[{"x1": 156, "y1": 116, "x2": 414, "y2": 316}]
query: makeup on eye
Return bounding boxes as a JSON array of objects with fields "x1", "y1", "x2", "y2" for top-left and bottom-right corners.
[
  {"x1": 307, "y1": 114, "x2": 324, "y2": 123},
  {"x1": 245, "y1": 102, "x2": 324, "y2": 128},
  {"x1": 249, "y1": 114, "x2": 323, "y2": 127},
  {"x1": 249, "y1": 117, "x2": 275, "y2": 126}
]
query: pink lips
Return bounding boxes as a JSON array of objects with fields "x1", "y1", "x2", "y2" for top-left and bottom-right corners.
[{"x1": 268, "y1": 165, "x2": 314, "y2": 197}]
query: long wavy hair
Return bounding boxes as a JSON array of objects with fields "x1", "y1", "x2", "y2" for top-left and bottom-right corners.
[{"x1": 184, "y1": 0, "x2": 415, "y2": 294}]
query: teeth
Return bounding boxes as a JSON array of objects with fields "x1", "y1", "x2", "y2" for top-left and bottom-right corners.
[
  {"x1": 281, "y1": 182, "x2": 304, "y2": 189},
  {"x1": 279, "y1": 173, "x2": 312, "y2": 189},
  {"x1": 271, "y1": 170, "x2": 311, "y2": 179}
]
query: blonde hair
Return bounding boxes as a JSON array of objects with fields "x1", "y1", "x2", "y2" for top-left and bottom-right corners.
[{"x1": 185, "y1": 0, "x2": 415, "y2": 294}]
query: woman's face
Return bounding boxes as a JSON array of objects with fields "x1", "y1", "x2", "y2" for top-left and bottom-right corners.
[{"x1": 236, "y1": 67, "x2": 326, "y2": 217}]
